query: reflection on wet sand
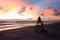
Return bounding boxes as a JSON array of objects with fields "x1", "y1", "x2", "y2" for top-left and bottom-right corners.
[{"x1": 0, "y1": 21, "x2": 57, "y2": 31}]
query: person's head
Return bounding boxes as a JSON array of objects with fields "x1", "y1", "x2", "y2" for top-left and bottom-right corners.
[
  {"x1": 38, "y1": 16, "x2": 41, "y2": 22},
  {"x1": 38, "y1": 16, "x2": 41, "y2": 19}
]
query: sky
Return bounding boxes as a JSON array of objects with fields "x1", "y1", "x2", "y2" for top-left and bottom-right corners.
[{"x1": 0, "y1": 0, "x2": 60, "y2": 21}]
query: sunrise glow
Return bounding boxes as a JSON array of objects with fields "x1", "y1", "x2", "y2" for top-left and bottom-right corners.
[{"x1": 0, "y1": 0, "x2": 60, "y2": 21}]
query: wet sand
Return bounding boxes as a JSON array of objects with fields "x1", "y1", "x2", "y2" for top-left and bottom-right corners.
[{"x1": 0, "y1": 22, "x2": 60, "y2": 40}]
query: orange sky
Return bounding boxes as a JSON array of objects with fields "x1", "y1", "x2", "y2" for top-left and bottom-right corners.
[
  {"x1": 0, "y1": 0, "x2": 60, "y2": 21},
  {"x1": 0, "y1": 0, "x2": 32, "y2": 11}
]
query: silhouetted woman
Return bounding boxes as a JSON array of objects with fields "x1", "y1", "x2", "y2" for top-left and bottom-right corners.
[
  {"x1": 35, "y1": 16, "x2": 46, "y2": 33},
  {"x1": 35, "y1": 16, "x2": 42, "y2": 33}
]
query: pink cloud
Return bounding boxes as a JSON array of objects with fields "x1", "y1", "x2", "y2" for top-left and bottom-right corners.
[
  {"x1": 0, "y1": 0, "x2": 33, "y2": 9},
  {"x1": 0, "y1": 7, "x2": 3, "y2": 10}
]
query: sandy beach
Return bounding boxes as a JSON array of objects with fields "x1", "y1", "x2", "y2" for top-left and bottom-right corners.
[{"x1": 0, "y1": 21, "x2": 60, "y2": 40}]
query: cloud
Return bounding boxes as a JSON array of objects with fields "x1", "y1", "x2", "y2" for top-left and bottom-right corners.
[
  {"x1": 0, "y1": 7, "x2": 3, "y2": 10},
  {"x1": 43, "y1": 0, "x2": 60, "y2": 3},
  {"x1": 53, "y1": 9, "x2": 60, "y2": 16},
  {"x1": 54, "y1": 12, "x2": 60, "y2": 16},
  {"x1": 18, "y1": 6, "x2": 26, "y2": 15},
  {"x1": 0, "y1": 0, "x2": 34, "y2": 12}
]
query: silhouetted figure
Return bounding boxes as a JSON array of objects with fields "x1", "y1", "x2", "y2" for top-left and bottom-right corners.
[
  {"x1": 35, "y1": 16, "x2": 41, "y2": 33},
  {"x1": 40, "y1": 21, "x2": 47, "y2": 32},
  {"x1": 37, "y1": 16, "x2": 41, "y2": 23},
  {"x1": 35, "y1": 16, "x2": 46, "y2": 33}
]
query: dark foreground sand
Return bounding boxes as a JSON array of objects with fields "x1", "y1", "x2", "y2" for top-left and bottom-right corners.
[{"x1": 0, "y1": 22, "x2": 60, "y2": 40}]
